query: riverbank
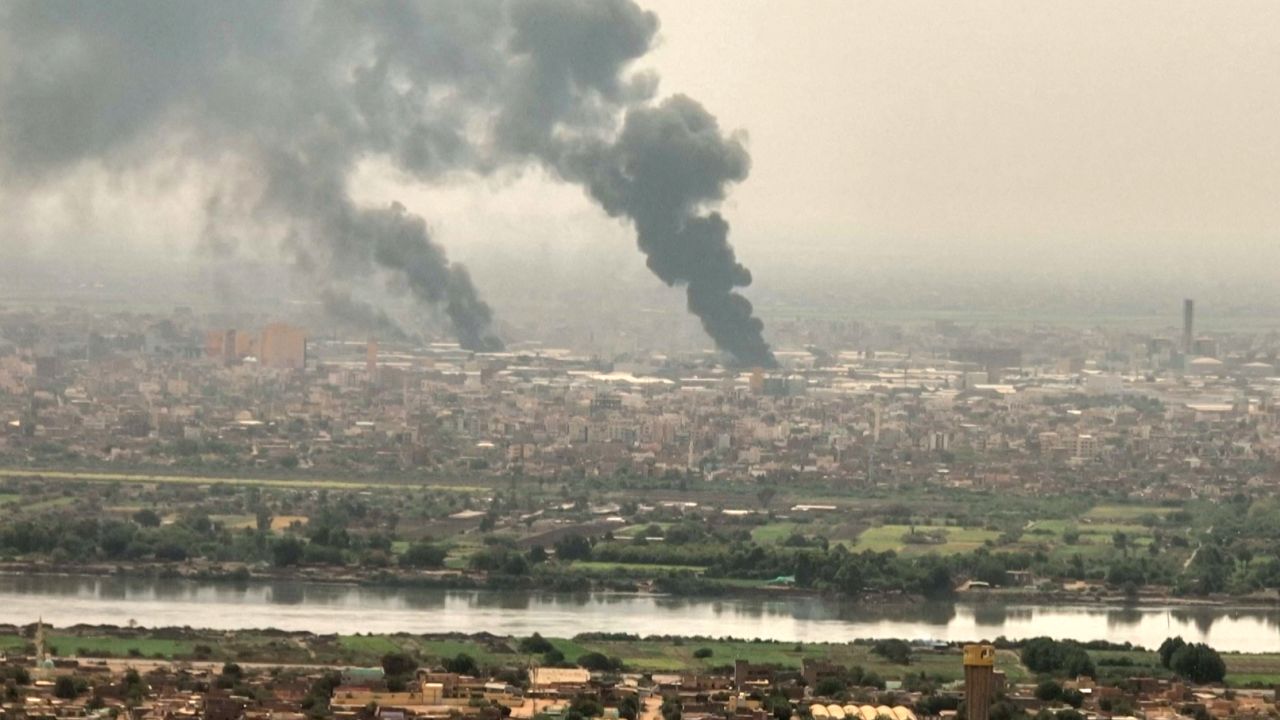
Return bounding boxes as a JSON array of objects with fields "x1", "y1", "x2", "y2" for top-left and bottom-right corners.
[
  {"x1": 6, "y1": 624, "x2": 1280, "y2": 688},
  {"x1": 2, "y1": 562, "x2": 1276, "y2": 611},
  {"x1": 2, "y1": 573, "x2": 1280, "y2": 652}
]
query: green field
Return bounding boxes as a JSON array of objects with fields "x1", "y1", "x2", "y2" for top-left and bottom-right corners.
[
  {"x1": 49, "y1": 634, "x2": 193, "y2": 659},
  {"x1": 853, "y1": 525, "x2": 1001, "y2": 555},
  {"x1": 21, "y1": 496, "x2": 79, "y2": 512},
  {"x1": 210, "y1": 514, "x2": 257, "y2": 530},
  {"x1": 0, "y1": 635, "x2": 28, "y2": 652},
  {"x1": 571, "y1": 561, "x2": 708, "y2": 573},
  {"x1": 751, "y1": 522, "x2": 800, "y2": 544}
]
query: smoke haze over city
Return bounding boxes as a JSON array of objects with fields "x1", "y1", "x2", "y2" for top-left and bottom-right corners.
[{"x1": 0, "y1": 1, "x2": 1278, "y2": 356}]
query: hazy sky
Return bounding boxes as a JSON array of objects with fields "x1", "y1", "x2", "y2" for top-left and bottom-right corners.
[
  {"x1": 641, "y1": 1, "x2": 1280, "y2": 267},
  {"x1": 353, "y1": 0, "x2": 1280, "y2": 290},
  {"x1": 7, "y1": 1, "x2": 1280, "y2": 296}
]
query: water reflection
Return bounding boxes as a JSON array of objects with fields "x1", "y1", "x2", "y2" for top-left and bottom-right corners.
[
  {"x1": 972, "y1": 604, "x2": 1008, "y2": 627},
  {"x1": 1, "y1": 574, "x2": 1278, "y2": 652},
  {"x1": 269, "y1": 583, "x2": 305, "y2": 605},
  {"x1": 1106, "y1": 607, "x2": 1144, "y2": 627}
]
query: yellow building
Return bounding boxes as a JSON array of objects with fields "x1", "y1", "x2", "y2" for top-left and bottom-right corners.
[{"x1": 964, "y1": 644, "x2": 996, "y2": 720}]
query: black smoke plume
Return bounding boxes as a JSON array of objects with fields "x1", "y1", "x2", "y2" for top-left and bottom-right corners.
[
  {"x1": 0, "y1": 0, "x2": 773, "y2": 364},
  {"x1": 319, "y1": 289, "x2": 409, "y2": 342}
]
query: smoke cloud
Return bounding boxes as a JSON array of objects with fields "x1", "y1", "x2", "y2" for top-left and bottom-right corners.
[
  {"x1": 0, "y1": 0, "x2": 773, "y2": 364},
  {"x1": 319, "y1": 289, "x2": 409, "y2": 342}
]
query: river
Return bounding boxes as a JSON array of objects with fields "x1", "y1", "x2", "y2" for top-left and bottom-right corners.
[{"x1": 1, "y1": 575, "x2": 1277, "y2": 652}]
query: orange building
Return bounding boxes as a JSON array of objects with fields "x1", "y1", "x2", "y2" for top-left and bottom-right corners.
[{"x1": 260, "y1": 323, "x2": 307, "y2": 370}]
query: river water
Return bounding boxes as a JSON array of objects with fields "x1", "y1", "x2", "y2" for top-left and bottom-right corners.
[{"x1": 1, "y1": 575, "x2": 1277, "y2": 652}]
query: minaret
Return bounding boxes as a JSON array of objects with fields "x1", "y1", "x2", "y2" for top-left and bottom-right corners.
[
  {"x1": 964, "y1": 644, "x2": 996, "y2": 720},
  {"x1": 34, "y1": 617, "x2": 46, "y2": 667}
]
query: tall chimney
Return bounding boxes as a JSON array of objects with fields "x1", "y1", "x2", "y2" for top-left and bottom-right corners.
[{"x1": 1182, "y1": 299, "x2": 1194, "y2": 355}]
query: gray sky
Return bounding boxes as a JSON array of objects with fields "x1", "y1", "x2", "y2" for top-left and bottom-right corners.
[
  {"x1": 646, "y1": 1, "x2": 1280, "y2": 257},
  {"x1": 8, "y1": 1, "x2": 1280, "y2": 301}
]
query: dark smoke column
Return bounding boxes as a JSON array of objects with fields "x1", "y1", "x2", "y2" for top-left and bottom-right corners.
[{"x1": 564, "y1": 96, "x2": 776, "y2": 368}]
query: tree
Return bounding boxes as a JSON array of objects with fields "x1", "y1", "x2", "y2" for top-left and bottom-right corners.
[
  {"x1": 577, "y1": 652, "x2": 622, "y2": 672},
  {"x1": 619, "y1": 695, "x2": 640, "y2": 720},
  {"x1": 443, "y1": 653, "x2": 478, "y2": 676},
  {"x1": 1158, "y1": 637, "x2": 1187, "y2": 669},
  {"x1": 871, "y1": 639, "x2": 911, "y2": 665},
  {"x1": 1035, "y1": 680, "x2": 1063, "y2": 701},
  {"x1": 1112, "y1": 531, "x2": 1129, "y2": 556},
  {"x1": 1061, "y1": 690, "x2": 1084, "y2": 708},
  {"x1": 757, "y1": 487, "x2": 777, "y2": 509},
  {"x1": 381, "y1": 652, "x2": 418, "y2": 678},
  {"x1": 272, "y1": 536, "x2": 305, "y2": 567},
  {"x1": 53, "y1": 675, "x2": 78, "y2": 699},
  {"x1": 693, "y1": 647, "x2": 713, "y2": 659},
  {"x1": 554, "y1": 533, "x2": 592, "y2": 562},
  {"x1": 571, "y1": 696, "x2": 603, "y2": 718},
  {"x1": 519, "y1": 633, "x2": 554, "y2": 654},
  {"x1": 132, "y1": 509, "x2": 161, "y2": 528},
  {"x1": 400, "y1": 542, "x2": 447, "y2": 568},
  {"x1": 815, "y1": 678, "x2": 846, "y2": 697},
  {"x1": 1170, "y1": 643, "x2": 1226, "y2": 684},
  {"x1": 1020, "y1": 637, "x2": 1095, "y2": 678}
]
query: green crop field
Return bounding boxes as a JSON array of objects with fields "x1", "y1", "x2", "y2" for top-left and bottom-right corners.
[
  {"x1": 853, "y1": 525, "x2": 1001, "y2": 555},
  {"x1": 751, "y1": 522, "x2": 800, "y2": 544},
  {"x1": 0, "y1": 635, "x2": 29, "y2": 652},
  {"x1": 572, "y1": 561, "x2": 708, "y2": 573},
  {"x1": 21, "y1": 496, "x2": 79, "y2": 512},
  {"x1": 49, "y1": 634, "x2": 193, "y2": 659},
  {"x1": 210, "y1": 514, "x2": 256, "y2": 530}
]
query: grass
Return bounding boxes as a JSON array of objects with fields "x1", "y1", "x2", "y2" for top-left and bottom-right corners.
[
  {"x1": 211, "y1": 514, "x2": 256, "y2": 530},
  {"x1": 21, "y1": 496, "x2": 79, "y2": 512},
  {"x1": 0, "y1": 493, "x2": 20, "y2": 506},
  {"x1": 752, "y1": 522, "x2": 799, "y2": 544},
  {"x1": 853, "y1": 525, "x2": 1001, "y2": 555},
  {"x1": 571, "y1": 561, "x2": 707, "y2": 573},
  {"x1": 49, "y1": 634, "x2": 193, "y2": 659},
  {"x1": 338, "y1": 635, "x2": 403, "y2": 655},
  {"x1": 0, "y1": 635, "x2": 29, "y2": 652}
]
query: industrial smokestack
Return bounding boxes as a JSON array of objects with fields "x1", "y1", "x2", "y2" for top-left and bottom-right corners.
[{"x1": 1183, "y1": 298, "x2": 1195, "y2": 355}]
